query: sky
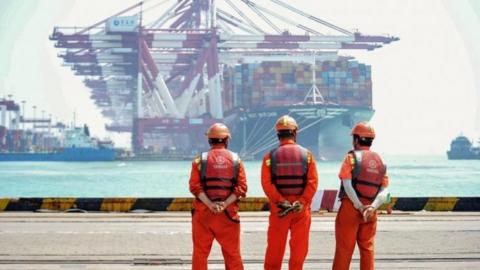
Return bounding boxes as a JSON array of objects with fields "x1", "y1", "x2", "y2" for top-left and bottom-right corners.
[{"x1": 0, "y1": 0, "x2": 479, "y2": 155}]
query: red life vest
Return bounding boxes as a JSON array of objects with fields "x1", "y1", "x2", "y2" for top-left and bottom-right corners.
[
  {"x1": 200, "y1": 149, "x2": 239, "y2": 202},
  {"x1": 270, "y1": 144, "x2": 308, "y2": 196},
  {"x1": 346, "y1": 150, "x2": 386, "y2": 201}
]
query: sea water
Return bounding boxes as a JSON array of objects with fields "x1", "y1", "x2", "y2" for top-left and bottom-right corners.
[{"x1": 0, "y1": 155, "x2": 479, "y2": 197}]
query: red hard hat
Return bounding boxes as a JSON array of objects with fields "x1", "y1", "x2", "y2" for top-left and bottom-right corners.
[
  {"x1": 206, "y1": 123, "x2": 231, "y2": 139},
  {"x1": 351, "y1": 122, "x2": 375, "y2": 138},
  {"x1": 275, "y1": 115, "x2": 298, "y2": 132}
]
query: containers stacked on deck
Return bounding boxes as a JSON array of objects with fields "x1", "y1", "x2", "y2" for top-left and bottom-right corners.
[
  {"x1": 319, "y1": 59, "x2": 372, "y2": 107},
  {"x1": 0, "y1": 126, "x2": 6, "y2": 151},
  {"x1": 221, "y1": 68, "x2": 235, "y2": 111},
  {"x1": 5, "y1": 130, "x2": 24, "y2": 152},
  {"x1": 222, "y1": 59, "x2": 372, "y2": 111},
  {"x1": 2, "y1": 129, "x2": 62, "y2": 153},
  {"x1": 31, "y1": 132, "x2": 62, "y2": 151}
]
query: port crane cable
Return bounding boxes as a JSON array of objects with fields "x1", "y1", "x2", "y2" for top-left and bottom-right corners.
[
  {"x1": 244, "y1": 111, "x2": 312, "y2": 152},
  {"x1": 218, "y1": 15, "x2": 252, "y2": 34},
  {"x1": 217, "y1": 8, "x2": 261, "y2": 34},
  {"x1": 245, "y1": 115, "x2": 310, "y2": 155},
  {"x1": 217, "y1": 17, "x2": 235, "y2": 34},
  {"x1": 142, "y1": 0, "x2": 172, "y2": 15},
  {"x1": 245, "y1": 113, "x2": 311, "y2": 152},
  {"x1": 224, "y1": 0, "x2": 265, "y2": 34},
  {"x1": 246, "y1": 118, "x2": 324, "y2": 158},
  {"x1": 217, "y1": 10, "x2": 259, "y2": 35},
  {"x1": 242, "y1": 118, "x2": 278, "y2": 158},
  {"x1": 147, "y1": 0, "x2": 186, "y2": 29},
  {"x1": 239, "y1": 0, "x2": 282, "y2": 34},
  {"x1": 244, "y1": 117, "x2": 278, "y2": 153},
  {"x1": 243, "y1": 114, "x2": 271, "y2": 150},
  {"x1": 240, "y1": 0, "x2": 322, "y2": 36},
  {"x1": 244, "y1": 115, "x2": 310, "y2": 158},
  {"x1": 270, "y1": 0, "x2": 353, "y2": 36},
  {"x1": 246, "y1": 116, "x2": 327, "y2": 158}
]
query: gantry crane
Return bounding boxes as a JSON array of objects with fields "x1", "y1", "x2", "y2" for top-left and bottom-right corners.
[{"x1": 50, "y1": 0, "x2": 398, "y2": 153}]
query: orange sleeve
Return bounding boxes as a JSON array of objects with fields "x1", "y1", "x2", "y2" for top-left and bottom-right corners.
[
  {"x1": 189, "y1": 157, "x2": 204, "y2": 197},
  {"x1": 338, "y1": 153, "x2": 354, "y2": 180},
  {"x1": 233, "y1": 160, "x2": 247, "y2": 198},
  {"x1": 381, "y1": 174, "x2": 389, "y2": 188},
  {"x1": 261, "y1": 152, "x2": 285, "y2": 203},
  {"x1": 299, "y1": 151, "x2": 318, "y2": 205}
]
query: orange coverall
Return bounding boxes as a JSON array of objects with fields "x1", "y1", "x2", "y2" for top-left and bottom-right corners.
[
  {"x1": 261, "y1": 139, "x2": 318, "y2": 270},
  {"x1": 332, "y1": 146, "x2": 389, "y2": 270},
  {"x1": 189, "y1": 145, "x2": 248, "y2": 270}
]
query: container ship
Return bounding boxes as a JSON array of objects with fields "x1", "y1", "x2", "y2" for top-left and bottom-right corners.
[
  {"x1": 221, "y1": 59, "x2": 373, "y2": 159},
  {"x1": 49, "y1": 0, "x2": 399, "y2": 160},
  {"x1": 0, "y1": 99, "x2": 115, "y2": 162},
  {"x1": 447, "y1": 135, "x2": 480, "y2": 160}
]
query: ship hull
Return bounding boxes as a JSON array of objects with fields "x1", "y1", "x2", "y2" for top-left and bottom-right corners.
[
  {"x1": 447, "y1": 151, "x2": 480, "y2": 160},
  {"x1": 446, "y1": 136, "x2": 480, "y2": 160},
  {"x1": 0, "y1": 147, "x2": 116, "y2": 162},
  {"x1": 227, "y1": 104, "x2": 374, "y2": 160}
]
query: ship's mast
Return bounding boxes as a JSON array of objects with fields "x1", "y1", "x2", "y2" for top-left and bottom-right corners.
[{"x1": 303, "y1": 51, "x2": 325, "y2": 104}]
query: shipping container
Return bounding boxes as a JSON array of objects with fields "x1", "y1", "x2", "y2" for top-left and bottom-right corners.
[{"x1": 222, "y1": 59, "x2": 373, "y2": 110}]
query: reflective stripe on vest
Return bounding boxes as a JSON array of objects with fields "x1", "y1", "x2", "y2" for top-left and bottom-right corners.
[
  {"x1": 270, "y1": 144, "x2": 308, "y2": 196},
  {"x1": 351, "y1": 150, "x2": 386, "y2": 201},
  {"x1": 200, "y1": 149, "x2": 239, "y2": 201}
]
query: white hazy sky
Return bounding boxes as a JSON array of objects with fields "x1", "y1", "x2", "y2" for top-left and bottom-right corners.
[{"x1": 0, "y1": 0, "x2": 479, "y2": 154}]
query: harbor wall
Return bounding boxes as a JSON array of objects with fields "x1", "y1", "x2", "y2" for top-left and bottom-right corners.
[{"x1": 1, "y1": 190, "x2": 479, "y2": 212}]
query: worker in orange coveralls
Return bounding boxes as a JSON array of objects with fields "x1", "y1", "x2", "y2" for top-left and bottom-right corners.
[
  {"x1": 332, "y1": 122, "x2": 390, "y2": 270},
  {"x1": 261, "y1": 115, "x2": 318, "y2": 270},
  {"x1": 189, "y1": 123, "x2": 247, "y2": 270}
]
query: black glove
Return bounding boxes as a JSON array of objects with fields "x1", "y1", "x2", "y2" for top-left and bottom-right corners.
[
  {"x1": 277, "y1": 200, "x2": 292, "y2": 210},
  {"x1": 277, "y1": 200, "x2": 294, "y2": 217}
]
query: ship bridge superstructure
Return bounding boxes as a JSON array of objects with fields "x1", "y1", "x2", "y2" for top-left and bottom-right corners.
[{"x1": 50, "y1": 0, "x2": 398, "y2": 154}]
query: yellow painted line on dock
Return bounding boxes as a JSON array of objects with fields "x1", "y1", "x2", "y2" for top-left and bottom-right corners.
[
  {"x1": 378, "y1": 197, "x2": 398, "y2": 211},
  {"x1": 239, "y1": 198, "x2": 269, "y2": 211},
  {"x1": 167, "y1": 198, "x2": 193, "y2": 211},
  {"x1": 100, "y1": 198, "x2": 137, "y2": 212},
  {"x1": 41, "y1": 198, "x2": 77, "y2": 211},
  {"x1": 424, "y1": 197, "x2": 459, "y2": 211},
  {"x1": 0, "y1": 199, "x2": 9, "y2": 211}
]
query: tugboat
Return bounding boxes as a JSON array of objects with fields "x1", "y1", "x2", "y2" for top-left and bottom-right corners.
[{"x1": 447, "y1": 135, "x2": 480, "y2": 160}]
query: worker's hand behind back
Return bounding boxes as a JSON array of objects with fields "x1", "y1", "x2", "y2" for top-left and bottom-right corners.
[
  {"x1": 362, "y1": 206, "x2": 375, "y2": 222},
  {"x1": 207, "y1": 201, "x2": 223, "y2": 213},
  {"x1": 215, "y1": 201, "x2": 226, "y2": 212},
  {"x1": 277, "y1": 200, "x2": 293, "y2": 217},
  {"x1": 292, "y1": 200, "x2": 303, "y2": 212}
]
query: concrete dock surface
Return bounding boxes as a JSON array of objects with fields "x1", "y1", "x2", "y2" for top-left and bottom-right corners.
[{"x1": 0, "y1": 211, "x2": 479, "y2": 269}]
